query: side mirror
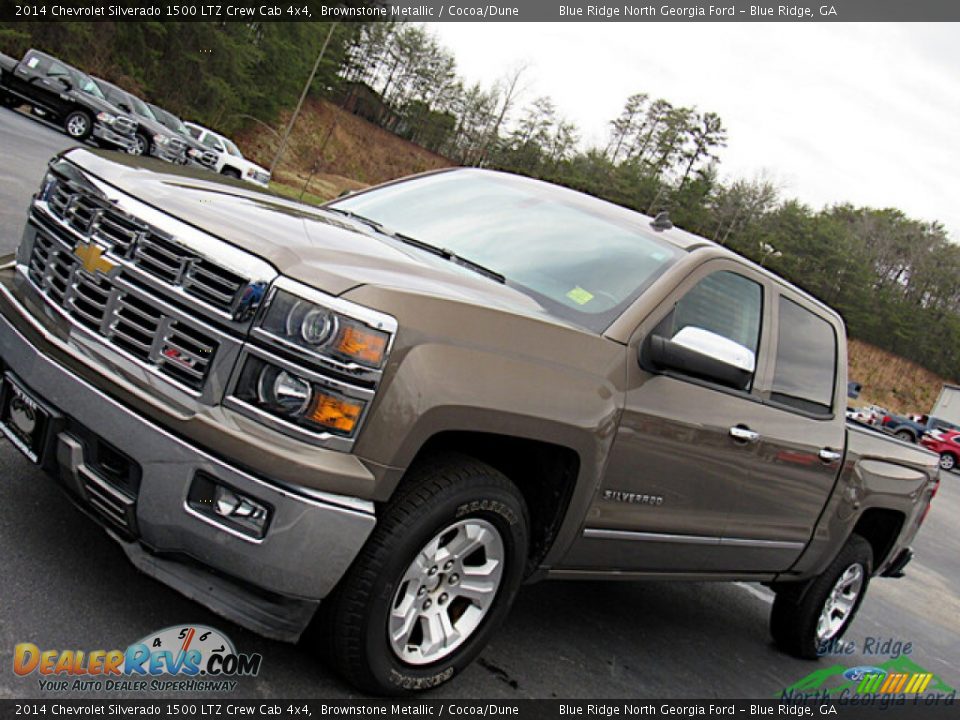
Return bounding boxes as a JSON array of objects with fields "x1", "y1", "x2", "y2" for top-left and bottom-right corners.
[
  {"x1": 647, "y1": 326, "x2": 755, "y2": 390},
  {"x1": 57, "y1": 77, "x2": 73, "y2": 91}
]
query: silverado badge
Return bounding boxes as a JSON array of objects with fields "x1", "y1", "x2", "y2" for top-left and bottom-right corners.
[
  {"x1": 73, "y1": 241, "x2": 118, "y2": 277},
  {"x1": 603, "y1": 489, "x2": 664, "y2": 506}
]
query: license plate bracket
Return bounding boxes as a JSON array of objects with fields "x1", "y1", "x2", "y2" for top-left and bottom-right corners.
[{"x1": 0, "y1": 373, "x2": 60, "y2": 465}]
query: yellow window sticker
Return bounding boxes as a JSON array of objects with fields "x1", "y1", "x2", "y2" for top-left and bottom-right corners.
[{"x1": 566, "y1": 287, "x2": 594, "y2": 305}]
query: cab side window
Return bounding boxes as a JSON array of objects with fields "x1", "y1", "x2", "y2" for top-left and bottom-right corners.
[
  {"x1": 770, "y1": 297, "x2": 837, "y2": 415},
  {"x1": 46, "y1": 61, "x2": 70, "y2": 80},
  {"x1": 200, "y1": 133, "x2": 223, "y2": 151},
  {"x1": 652, "y1": 270, "x2": 763, "y2": 390},
  {"x1": 671, "y1": 271, "x2": 762, "y2": 354}
]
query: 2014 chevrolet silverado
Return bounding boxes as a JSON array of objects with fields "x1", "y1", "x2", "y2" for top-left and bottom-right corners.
[{"x1": 0, "y1": 149, "x2": 940, "y2": 694}]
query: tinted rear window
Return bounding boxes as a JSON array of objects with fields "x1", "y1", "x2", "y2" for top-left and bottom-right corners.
[{"x1": 771, "y1": 297, "x2": 837, "y2": 415}]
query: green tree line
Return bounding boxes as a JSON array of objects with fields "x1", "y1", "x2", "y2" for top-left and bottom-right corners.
[{"x1": 2, "y1": 20, "x2": 957, "y2": 384}]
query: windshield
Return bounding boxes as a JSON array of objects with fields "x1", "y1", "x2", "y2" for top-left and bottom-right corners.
[
  {"x1": 222, "y1": 138, "x2": 243, "y2": 158},
  {"x1": 333, "y1": 171, "x2": 682, "y2": 331},
  {"x1": 78, "y1": 74, "x2": 105, "y2": 100},
  {"x1": 127, "y1": 94, "x2": 155, "y2": 120},
  {"x1": 149, "y1": 105, "x2": 186, "y2": 134}
]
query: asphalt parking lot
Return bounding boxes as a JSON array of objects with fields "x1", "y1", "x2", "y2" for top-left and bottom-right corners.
[{"x1": 0, "y1": 107, "x2": 958, "y2": 700}]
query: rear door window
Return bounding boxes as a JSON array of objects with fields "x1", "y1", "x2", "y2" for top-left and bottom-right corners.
[{"x1": 770, "y1": 297, "x2": 837, "y2": 415}]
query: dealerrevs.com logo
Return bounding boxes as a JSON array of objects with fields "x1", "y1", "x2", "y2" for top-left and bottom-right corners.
[{"x1": 13, "y1": 625, "x2": 263, "y2": 692}]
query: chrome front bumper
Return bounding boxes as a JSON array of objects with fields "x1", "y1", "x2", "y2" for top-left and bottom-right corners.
[
  {"x1": 0, "y1": 283, "x2": 377, "y2": 640},
  {"x1": 91, "y1": 125, "x2": 136, "y2": 152}
]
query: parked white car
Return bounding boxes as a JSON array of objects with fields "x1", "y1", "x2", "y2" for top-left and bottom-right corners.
[{"x1": 184, "y1": 121, "x2": 271, "y2": 187}]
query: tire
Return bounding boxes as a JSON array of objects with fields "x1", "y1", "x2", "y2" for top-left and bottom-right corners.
[
  {"x1": 221, "y1": 167, "x2": 241, "y2": 179},
  {"x1": 63, "y1": 110, "x2": 92, "y2": 140},
  {"x1": 940, "y1": 453, "x2": 956, "y2": 472},
  {"x1": 771, "y1": 534, "x2": 872, "y2": 659},
  {"x1": 129, "y1": 132, "x2": 149, "y2": 157},
  {"x1": 1, "y1": 93, "x2": 17, "y2": 109},
  {"x1": 323, "y1": 453, "x2": 529, "y2": 695},
  {"x1": 895, "y1": 430, "x2": 915, "y2": 443}
]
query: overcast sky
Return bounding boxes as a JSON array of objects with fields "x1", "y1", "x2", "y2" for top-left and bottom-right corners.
[{"x1": 431, "y1": 22, "x2": 959, "y2": 240}]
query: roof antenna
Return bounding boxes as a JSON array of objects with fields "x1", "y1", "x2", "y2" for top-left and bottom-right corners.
[{"x1": 651, "y1": 211, "x2": 673, "y2": 231}]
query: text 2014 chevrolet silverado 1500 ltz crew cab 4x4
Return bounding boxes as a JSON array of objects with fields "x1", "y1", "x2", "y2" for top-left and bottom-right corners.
[{"x1": 0, "y1": 150, "x2": 940, "y2": 694}]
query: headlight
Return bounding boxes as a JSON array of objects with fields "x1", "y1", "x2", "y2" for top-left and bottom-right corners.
[
  {"x1": 154, "y1": 134, "x2": 170, "y2": 146},
  {"x1": 233, "y1": 356, "x2": 366, "y2": 436},
  {"x1": 257, "y1": 289, "x2": 391, "y2": 369},
  {"x1": 96, "y1": 112, "x2": 116, "y2": 125},
  {"x1": 187, "y1": 148, "x2": 199, "y2": 157}
]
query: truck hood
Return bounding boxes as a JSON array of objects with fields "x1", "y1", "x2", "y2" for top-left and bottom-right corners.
[{"x1": 66, "y1": 149, "x2": 556, "y2": 321}]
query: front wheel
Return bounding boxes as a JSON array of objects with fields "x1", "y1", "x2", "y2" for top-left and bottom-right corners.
[
  {"x1": 323, "y1": 454, "x2": 529, "y2": 694},
  {"x1": 129, "y1": 133, "x2": 149, "y2": 156},
  {"x1": 221, "y1": 167, "x2": 241, "y2": 179},
  {"x1": 940, "y1": 452, "x2": 956, "y2": 472},
  {"x1": 63, "y1": 110, "x2": 92, "y2": 140},
  {"x1": 770, "y1": 534, "x2": 872, "y2": 659}
]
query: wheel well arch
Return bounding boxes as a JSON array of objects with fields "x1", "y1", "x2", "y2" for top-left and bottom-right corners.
[
  {"x1": 407, "y1": 431, "x2": 581, "y2": 573},
  {"x1": 852, "y1": 508, "x2": 905, "y2": 570}
]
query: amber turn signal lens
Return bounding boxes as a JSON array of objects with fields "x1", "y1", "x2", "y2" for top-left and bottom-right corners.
[
  {"x1": 307, "y1": 392, "x2": 364, "y2": 434},
  {"x1": 335, "y1": 324, "x2": 388, "y2": 366}
]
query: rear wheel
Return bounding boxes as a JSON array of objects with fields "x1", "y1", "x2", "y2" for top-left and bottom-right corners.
[
  {"x1": 940, "y1": 452, "x2": 956, "y2": 472},
  {"x1": 64, "y1": 110, "x2": 92, "y2": 140},
  {"x1": 322, "y1": 454, "x2": 529, "y2": 694},
  {"x1": 895, "y1": 430, "x2": 915, "y2": 443},
  {"x1": 771, "y1": 534, "x2": 872, "y2": 659}
]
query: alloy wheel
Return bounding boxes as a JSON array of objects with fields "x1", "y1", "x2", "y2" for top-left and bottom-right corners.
[
  {"x1": 816, "y1": 563, "x2": 864, "y2": 644},
  {"x1": 388, "y1": 518, "x2": 504, "y2": 665}
]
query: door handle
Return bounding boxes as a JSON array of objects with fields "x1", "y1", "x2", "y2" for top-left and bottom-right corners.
[
  {"x1": 819, "y1": 448, "x2": 843, "y2": 464},
  {"x1": 729, "y1": 425, "x2": 760, "y2": 444}
]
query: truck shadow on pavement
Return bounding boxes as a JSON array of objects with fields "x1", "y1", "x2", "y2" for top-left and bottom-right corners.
[{"x1": 2, "y1": 457, "x2": 813, "y2": 699}]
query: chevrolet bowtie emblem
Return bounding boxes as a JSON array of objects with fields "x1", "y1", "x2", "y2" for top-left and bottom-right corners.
[{"x1": 73, "y1": 242, "x2": 117, "y2": 277}]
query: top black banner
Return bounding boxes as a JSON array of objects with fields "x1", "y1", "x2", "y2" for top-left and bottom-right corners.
[{"x1": 2, "y1": 0, "x2": 960, "y2": 23}]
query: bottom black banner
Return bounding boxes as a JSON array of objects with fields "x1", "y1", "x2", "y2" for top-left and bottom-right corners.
[{"x1": 1, "y1": 699, "x2": 957, "y2": 720}]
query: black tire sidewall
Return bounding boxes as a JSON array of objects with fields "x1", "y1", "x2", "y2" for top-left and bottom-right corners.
[
  {"x1": 359, "y1": 480, "x2": 527, "y2": 693},
  {"x1": 781, "y1": 535, "x2": 872, "y2": 659},
  {"x1": 132, "y1": 133, "x2": 149, "y2": 156}
]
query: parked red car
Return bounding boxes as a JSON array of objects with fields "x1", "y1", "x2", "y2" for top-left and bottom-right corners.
[{"x1": 921, "y1": 429, "x2": 960, "y2": 471}]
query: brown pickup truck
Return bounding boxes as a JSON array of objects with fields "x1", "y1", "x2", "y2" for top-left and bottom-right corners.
[{"x1": 0, "y1": 149, "x2": 940, "y2": 694}]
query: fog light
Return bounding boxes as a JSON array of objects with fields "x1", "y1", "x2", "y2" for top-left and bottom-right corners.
[{"x1": 188, "y1": 472, "x2": 270, "y2": 539}]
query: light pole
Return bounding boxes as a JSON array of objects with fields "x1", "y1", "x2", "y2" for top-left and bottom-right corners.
[{"x1": 270, "y1": 22, "x2": 339, "y2": 176}]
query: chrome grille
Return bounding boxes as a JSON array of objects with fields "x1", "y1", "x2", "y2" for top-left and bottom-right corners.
[
  {"x1": 43, "y1": 179, "x2": 248, "y2": 313},
  {"x1": 27, "y1": 232, "x2": 219, "y2": 392},
  {"x1": 169, "y1": 137, "x2": 187, "y2": 155},
  {"x1": 200, "y1": 150, "x2": 218, "y2": 167},
  {"x1": 113, "y1": 116, "x2": 137, "y2": 136}
]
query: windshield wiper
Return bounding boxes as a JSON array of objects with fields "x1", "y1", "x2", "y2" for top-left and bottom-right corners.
[{"x1": 325, "y1": 207, "x2": 506, "y2": 284}]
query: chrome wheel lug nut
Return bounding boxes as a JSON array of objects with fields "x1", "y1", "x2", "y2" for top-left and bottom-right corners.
[
  {"x1": 428, "y1": 566, "x2": 438, "y2": 576},
  {"x1": 448, "y1": 573, "x2": 459, "y2": 585},
  {"x1": 417, "y1": 585, "x2": 427, "y2": 596},
  {"x1": 439, "y1": 593, "x2": 449, "y2": 605},
  {"x1": 422, "y1": 599, "x2": 432, "y2": 610},
  {"x1": 443, "y1": 560, "x2": 455, "y2": 571}
]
